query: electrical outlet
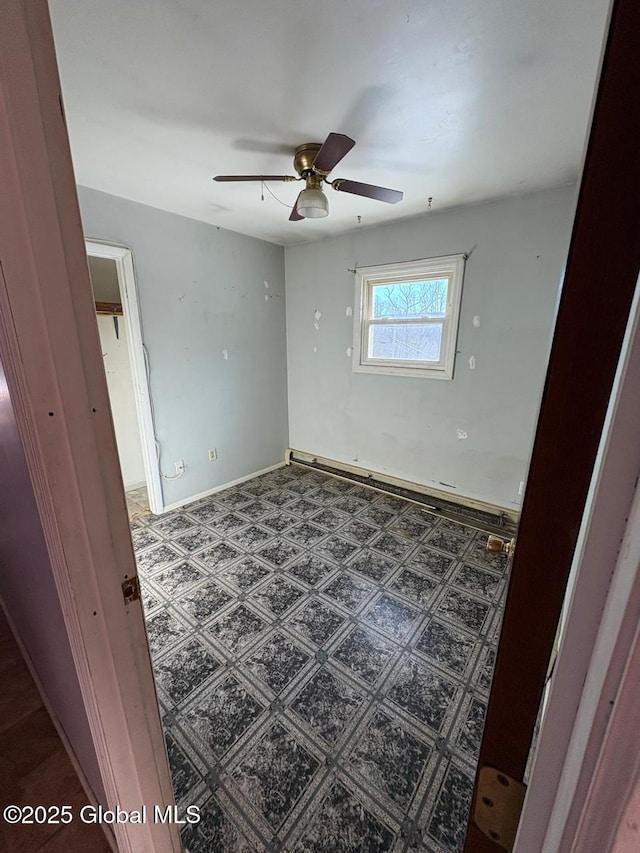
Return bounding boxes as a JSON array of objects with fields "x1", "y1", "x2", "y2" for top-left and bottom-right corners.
[
  {"x1": 175, "y1": 460, "x2": 185, "y2": 476},
  {"x1": 208, "y1": 448, "x2": 217, "y2": 462}
]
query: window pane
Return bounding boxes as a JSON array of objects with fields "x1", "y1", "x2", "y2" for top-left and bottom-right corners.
[
  {"x1": 369, "y1": 323, "x2": 443, "y2": 362},
  {"x1": 372, "y1": 279, "x2": 448, "y2": 319}
]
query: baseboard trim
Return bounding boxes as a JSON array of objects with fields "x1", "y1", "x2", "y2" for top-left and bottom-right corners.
[
  {"x1": 162, "y1": 462, "x2": 285, "y2": 512},
  {"x1": 124, "y1": 480, "x2": 146, "y2": 493},
  {"x1": 0, "y1": 596, "x2": 117, "y2": 853},
  {"x1": 287, "y1": 448, "x2": 519, "y2": 532}
]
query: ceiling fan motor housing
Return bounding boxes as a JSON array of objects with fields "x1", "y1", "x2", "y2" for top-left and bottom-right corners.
[{"x1": 294, "y1": 143, "x2": 324, "y2": 177}]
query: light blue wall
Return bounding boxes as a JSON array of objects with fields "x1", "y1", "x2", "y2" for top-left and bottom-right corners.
[
  {"x1": 285, "y1": 185, "x2": 576, "y2": 509},
  {"x1": 78, "y1": 184, "x2": 576, "y2": 511},
  {"x1": 78, "y1": 186, "x2": 288, "y2": 507}
]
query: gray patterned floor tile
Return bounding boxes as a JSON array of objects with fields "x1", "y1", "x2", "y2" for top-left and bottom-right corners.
[
  {"x1": 363, "y1": 594, "x2": 420, "y2": 640},
  {"x1": 185, "y1": 675, "x2": 265, "y2": 757},
  {"x1": 255, "y1": 539, "x2": 302, "y2": 569},
  {"x1": 208, "y1": 605, "x2": 268, "y2": 652},
  {"x1": 348, "y1": 550, "x2": 396, "y2": 582},
  {"x1": 291, "y1": 668, "x2": 364, "y2": 744},
  {"x1": 414, "y1": 620, "x2": 477, "y2": 676},
  {"x1": 349, "y1": 710, "x2": 431, "y2": 807},
  {"x1": 426, "y1": 764, "x2": 474, "y2": 853},
  {"x1": 332, "y1": 627, "x2": 397, "y2": 684},
  {"x1": 293, "y1": 780, "x2": 397, "y2": 853},
  {"x1": 232, "y1": 722, "x2": 320, "y2": 830},
  {"x1": 135, "y1": 543, "x2": 182, "y2": 573},
  {"x1": 452, "y1": 564, "x2": 502, "y2": 600},
  {"x1": 178, "y1": 581, "x2": 233, "y2": 622},
  {"x1": 198, "y1": 541, "x2": 244, "y2": 569},
  {"x1": 289, "y1": 600, "x2": 346, "y2": 646},
  {"x1": 180, "y1": 792, "x2": 257, "y2": 853},
  {"x1": 390, "y1": 568, "x2": 439, "y2": 605},
  {"x1": 252, "y1": 576, "x2": 305, "y2": 616},
  {"x1": 388, "y1": 660, "x2": 458, "y2": 733},
  {"x1": 229, "y1": 524, "x2": 273, "y2": 551},
  {"x1": 145, "y1": 609, "x2": 189, "y2": 657},
  {"x1": 174, "y1": 527, "x2": 218, "y2": 553},
  {"x1": 286, "y1": 522, "x2": 328, "y2": 547},
  {"x1": 244, "y1": 633, "x2": 309, "y2": 694},
  {"x1": 322, "y1": 571, "x2": 376, "y2": 611},
  {"x1": 219, "y1": 557, "x2": 271, "y2": 591},
  {"x1": 287, "y1": 555, "x2": 335, "y2": 586},
  {"x1": 315, "y1": 535, "x2": 361, "y2": 564},
  {"x1": 165, "y1": 730, "x2": 201, "y2": 804},
  {"x1": 154, "y1": 638, "x2": 221, "y2": 704},
  {"x1": 153, "y1": 561, "x2": 205, "y2": 594},
  {"x1": 438, "y1": 590, "x2": 490, "y2": 634},
  {"x1": 409, "y1": 547, "x2": 455, "y2": 578},
  {"x1": 132, "y1": 466, "x2": 509, "y2": 853}
]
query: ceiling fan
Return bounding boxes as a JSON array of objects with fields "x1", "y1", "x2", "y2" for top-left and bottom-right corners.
[{"x1": 213, "y1": 132, "x2": 403, "y2": 221}]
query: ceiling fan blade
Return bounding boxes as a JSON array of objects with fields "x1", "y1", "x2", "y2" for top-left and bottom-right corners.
[
  {"x1": 332, "y1": 179, "x2": 403, "y2": 204},
  {"x1": 289, "y1": 191, "x2": 304, "y2": 221},
  {"x1": 312, "y1": 133, "x2": 356, "y2": 173},
  {"x1": 213, "y1": 175, "x2": 297, "y2": 182}
]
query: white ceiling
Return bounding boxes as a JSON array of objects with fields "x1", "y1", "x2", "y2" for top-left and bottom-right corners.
[{"x1": 49, "y1": 0, "x2": 611, "y2": 247}]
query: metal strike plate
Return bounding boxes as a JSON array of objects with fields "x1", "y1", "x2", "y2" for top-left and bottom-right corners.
[
  {"x1": 474, "y1": 766, "x2": 526, "y2": 851},
  {"x1": 122, "y1": 575, "x2": 140, "y2": 605}
]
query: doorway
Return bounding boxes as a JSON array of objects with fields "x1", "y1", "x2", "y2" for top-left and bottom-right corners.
[{"x1": 86, "y1": 240, "x2": 163, "y2": 516}]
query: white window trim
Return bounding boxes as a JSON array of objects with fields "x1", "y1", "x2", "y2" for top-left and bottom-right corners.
[{"x1": 352, "y1": 254, "x2": 466, "y2": 380}]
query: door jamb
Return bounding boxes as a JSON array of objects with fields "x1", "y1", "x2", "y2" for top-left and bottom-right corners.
[
  {"x1": 0, "y1": 2, "x2": 180, "y2": 851},
  {"x1": 516, "y1": 279, "x2": 640, "y2": 850},
  {"x1": 86, "y1": 241, "x2": 164, "y2": 514}
]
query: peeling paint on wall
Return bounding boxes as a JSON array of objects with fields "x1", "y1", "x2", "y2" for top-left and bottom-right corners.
[
  {"x1": 314, "y1": 310, "x2": 322, "y2": 321},
  {"x1": 265, "y1": 294, "x2": 269, "y2": 301},
  {"x1": 346, "y1": 347, "x2": 353, "y2": 357},
  {"x1": 456, "y1": 429, "x2": 468, "y2": 440},
  {"x1": 473, "y1": 315, "x2": 481, "y2": 327},
  {"x1": 264, "y1": 280, "x2": 269, "y2": 289},
  {"x1": 313, "y1": 346, "x2": 317, "y2": 353},
  {"x1": 346, "y1": 306, "x2": 353, "y2": 317},
  {"x1": 222, "y1": 349, "x2": 228, "y2": 360},
  {"x1": 469, "y1": 355, "x2": 476, "y2": 370}
]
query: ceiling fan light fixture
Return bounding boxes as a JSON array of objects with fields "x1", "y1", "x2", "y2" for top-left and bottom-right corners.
[{"x1": 296, "y1": 187, "x2": 329, "y2": 219}]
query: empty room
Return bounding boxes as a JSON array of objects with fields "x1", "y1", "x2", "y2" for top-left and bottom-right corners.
[{"x1": 3, "y1": 1, "x2": 639, "y2": 852}]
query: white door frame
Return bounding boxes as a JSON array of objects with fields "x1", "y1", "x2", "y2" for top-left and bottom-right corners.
[
  {"x1": 86, "y1": 241, "x2": 164, "y2": 514},
  {"x1": 4, "y1": 1, "x2": 638, "y2": 852},
  {"x1": 0, "y1": 2, "x2": 179, "y2": 851},
  {"x1": 514, "y1": 276, "x2": 640, "y2": 851}
]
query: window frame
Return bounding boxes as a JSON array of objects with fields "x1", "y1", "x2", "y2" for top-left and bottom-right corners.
[{"x1": 352, "y1": 254, "x2": 466, "y2": 380}]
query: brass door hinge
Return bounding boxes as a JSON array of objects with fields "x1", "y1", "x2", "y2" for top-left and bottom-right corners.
[
  {"x1": 474, "y1": 766, "x2": 526, "y2": 851},
  {"x1": 122, "y1": 575, "x2": 140, "y2": 605}
]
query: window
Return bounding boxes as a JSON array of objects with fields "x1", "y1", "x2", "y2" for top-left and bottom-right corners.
[{"x1": 352, "y1": 254, "x2": 466, "y2": 380}]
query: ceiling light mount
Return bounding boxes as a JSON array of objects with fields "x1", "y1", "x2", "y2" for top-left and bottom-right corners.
[{"x1": 293, "y1": 143, "x2": 322, "y2": 177}]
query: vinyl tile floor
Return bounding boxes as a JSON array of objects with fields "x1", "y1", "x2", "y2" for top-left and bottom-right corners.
[{"x1": 132, "y1": 465, "x2": 509, "y2": 853}]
